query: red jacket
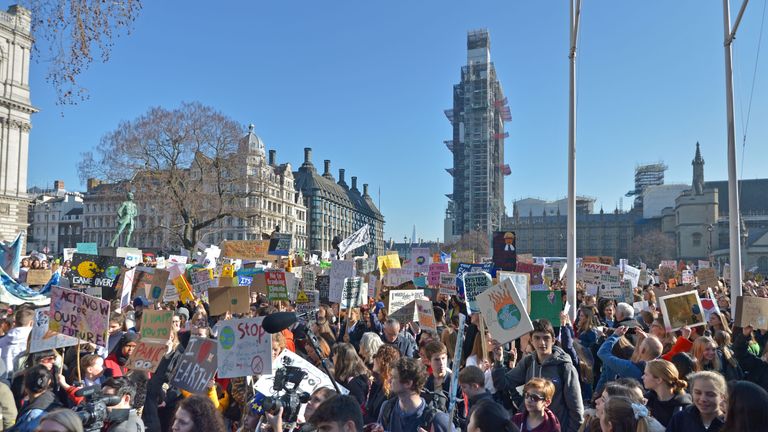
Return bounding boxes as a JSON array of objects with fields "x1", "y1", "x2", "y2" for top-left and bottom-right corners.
[{"x1": 104, "y1": 352, "x2": 127, "y2": 378}]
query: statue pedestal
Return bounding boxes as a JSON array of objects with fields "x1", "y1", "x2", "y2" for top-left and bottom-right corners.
[{"x1": 100, "y1": 246, "x2": 117, "y2": 257}]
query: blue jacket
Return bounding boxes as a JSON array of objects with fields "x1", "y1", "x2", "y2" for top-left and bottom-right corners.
[{"x1": 595, "y1": 334, "x2": 644, "y2": 393}]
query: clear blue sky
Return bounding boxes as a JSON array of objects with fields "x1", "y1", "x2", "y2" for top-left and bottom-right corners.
[{"x1": 26, "y1": 1, "x2": 768, "y2": 244}]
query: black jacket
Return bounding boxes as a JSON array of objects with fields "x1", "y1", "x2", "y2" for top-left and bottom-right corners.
[
  {"x1": 733, "y1": 331, "x2": 768, "y2": 391},
  {"x1": 644, "y1": 391, "x2": 691, "y2": 427},
  {"x1": 106, "y1": 408, "x2": 145, "y2": 432},
  {"x1": 666, "y1": 405, "x2": 724, "y2": 432},
  {"x1": 365, "y1": 374, "x2": 393, "y2": 424}
]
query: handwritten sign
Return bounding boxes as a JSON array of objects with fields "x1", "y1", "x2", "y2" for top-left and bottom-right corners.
[
  {"x1": 330, "y1": 260, "x2": 355, "y2": 303},
  {"x1": 317, "y1": 275, "x2": 330, "y2": 304},
  {"x1": 216, "y1": 317, "x2": 272, "y2": 378},
  {"x1": 30, "y1": 308, "x2": 78, "y2": 353},
  {"x1": 439, "y1": 272, "x2": 457, "y2": 296},
  {"x1": 463, "y1": 271, "x2": 492, "y2": 314},
  {"x1": 171, "y1": 336, "x2": 218, "y2": 394},
  {"x1": 221, "y1": 240, "x2": 270, "y2": 261},
  {"x1": 302, "y1": 268, "x2": 317, "y2": 291},
  {"x1": 49, "y1": 286, "x2": 110, "y2": 348},
  {"x1": 27, "y1": 269, "x2": 52, "y2": 286},
  {"x1": 209, "y1": 286, "x2": 251, "y2": 316},
  {"x1": 127, "y1": 341, "x2": 167, "y2": 372},
  {"x1": 67, "y1": 254, "x2": 123, "y2": 290},
  {"x1": 140, "y1": 310, "x2": 173, "y2": 342},
  {"x1": 266, "y1": 270, "x2": 288, "y2": 301},
  {"x1": 296, "y1": 290, "x2": 320, "y2": 323},
  {"x1": 387, "y1": 289, "x2": 424, "y2": 316},
  {"x1": 476, "y1": 279, "x2": 533, "y2": 344},
  {"x1": 341, "y1": 277, "x2": 365, "y2": 309},
  {"x1": 416, "y1": 299, "x2": 436, "y2": 332},
  {"x1": 428, "y1": 264, "x2": 449, "y2": 287},
  {"x1": 735, "y1": 296, "x2": 768, "y2": 330}
]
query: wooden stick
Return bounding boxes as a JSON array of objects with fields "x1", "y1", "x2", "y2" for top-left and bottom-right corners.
[{"x1": 76, "y1": 339, "x2": 82, "y2": 383}]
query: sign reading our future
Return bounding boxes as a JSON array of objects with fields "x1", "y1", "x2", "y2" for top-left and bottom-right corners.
[{"x1": 49, "y1": 286, "x2": 110, "y2": 348}]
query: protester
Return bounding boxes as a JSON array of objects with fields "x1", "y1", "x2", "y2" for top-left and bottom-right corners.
[
  {"x1": 365, "y1": 344, "x2": 400, "y2": 424},
  {"x1": 459, "y1": 366, "x2": 493, "y2": 412},
  {"x1": 172, "y1": 394, "x2": 226, "y2": 432},
  {"x1": 721, "y1": 380, "x2": 768, "y2": 432},
  {"x1": 0, "y1": 308, "x2": 34, "y2": 379},
  {"x1": 511, "y1": 378, "x2": 560, "y2": 432},
  {"x1": 104, "y1": 332, "x2": 140, "y2": 378},
  {"x1": 467, "y1": 400, "x2": 519, "y2": 432},
  {"x1": 598, "y1": 396, "x2": 654, "y2": 432},
  {"x1": 100, "y1": 377, "x2": 145, "y2": 431},
  {"x1": 382, "y1": 318, "x2": 417, "y2": 359},
  {"x1": 332, "y1": 342, "x2": 371, "y2": 405},
  {"x1": 359, "y1": 332, "x2": 384, "y2": 369},
  {"x1": 308, "y1": 395, "x2": 364, "y2": 432},
  {"x1": 666, "y1": 371, "x2": 726, "y2": 432},
  {"x1": 9, "y1": 365, "x2": 60, "y2": 432},
  {"x1": 641, "y1": 359, "x2": 690, "y2": 427},
  {"x1": 36, "y1": 409, "x2": 84, "y2": 432}
]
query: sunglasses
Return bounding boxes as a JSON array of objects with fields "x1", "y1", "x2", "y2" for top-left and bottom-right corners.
[{"x1": 524, "y1": 393, "x2": 546, "y2": 402}]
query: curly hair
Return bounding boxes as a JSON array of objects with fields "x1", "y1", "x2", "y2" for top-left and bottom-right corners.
[
  {"x1": 373, "y1": 345, "x2": 400, "y2": 396},
  {"x1": 176, "y1": 394, "x2": 226, "y2": 432},
  {"x1": 394, "y1": 357, "x2": 427, "y2": 394}
]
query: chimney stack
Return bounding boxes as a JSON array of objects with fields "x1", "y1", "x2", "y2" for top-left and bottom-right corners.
[
  {"x1": 268, "y1": 150, "x2": 276, "y2": 166},
  {"x1": 363, "y1": 184, "x2": 369, "y2": 196},
  {"x1": 338, "y1": 169, "x2": 348, "y2": 189},
  {"x1": 351, "y1": 176, "x2": 358, "y2": 191},
  {"x1": 324, "y1": 160, "x2": 331, "y2": 176},
  {"x1": 304, "y1": 147, "x2": 312, "y2": 164}
]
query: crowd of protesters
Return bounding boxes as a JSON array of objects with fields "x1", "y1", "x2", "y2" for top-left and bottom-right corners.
[{"x1": 1, "y1": 253, "x2": 768, "y2": 432}]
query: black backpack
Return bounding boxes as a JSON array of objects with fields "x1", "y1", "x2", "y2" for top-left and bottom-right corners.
[{"x1": 379, "y1": 398, "x2": 437, "y2": 431}]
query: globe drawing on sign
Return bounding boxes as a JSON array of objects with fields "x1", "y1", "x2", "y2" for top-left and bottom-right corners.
[
  {"x1": 416, "y1": 256, "x2": 426, "y2": 265},
  {"x1": 219, "y1": 326, "x2": 235, "y2": 350},
  {"x1": 488, "y1": 286, "x2": 521, "y2": 330},
  {"x1": 104, "y1": 265, "x2": 121, "y2": 280}
]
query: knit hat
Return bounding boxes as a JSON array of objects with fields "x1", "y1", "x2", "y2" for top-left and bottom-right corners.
[
  {"x1": 176, "y1": 307, "x2": 190, "y2": 321},
  {"x1": 374, "y1": 301, "x2": 385, "y2": 314}
]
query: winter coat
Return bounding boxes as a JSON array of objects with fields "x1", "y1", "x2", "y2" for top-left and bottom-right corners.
[
  {"x1": 364, "y1": 373, "x2": 393, "y2": 424},
  {"x1": 492, "y1": 346, "x2": 584, "y2": 432},
  {"x1": 385, "y1": 332, "x2": 418, "y2": 358},
  {"x1": 512, "y1": 408, "x2": 561, "y2": 432},
  {"x1": 8, "y1": 391, "x2": 60, "y2": 432},
  {"x1": 0, "y1": 327, "x2": 32, "y2": 379},
  {"x1": 666, "y1": 405, "x2": 724, "y2": 432},
  {"x1": 595, "y1": 334, "x2": 645, "y2": 393},
  {"x1": 733, "y1": 331, "x2": 768, "y2": 392},
  {"x1": 0, "y1": 381, "x2": 17, "y2": 430},
  {"x1": 106, "y1": 408, "x2": 145, "y2": 432},
  {"x1": 644, "y1": 391, "x2": 691, "y2": 427}
]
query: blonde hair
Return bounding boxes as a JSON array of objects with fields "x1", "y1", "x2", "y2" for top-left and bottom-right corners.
[
  {"x1": 645, "y1": 359, "x2": 687, "y2": 394},
  {"x1": 688, "y1": 371, "x2": 727, "y2": 397},
  {"x1": 524, "y1": 377, "x2": 555, "y2": 402},
  {"x1": 602, "y1": 396, "x2": 652, "y2": 432},
  {"x1": 692, "y1": 336, "x2": 721, "y2": 372}
]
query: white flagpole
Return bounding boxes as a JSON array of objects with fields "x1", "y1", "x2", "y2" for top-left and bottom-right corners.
[{"x1": 567, "y1": 0, "x2": 582, "y2": 321}]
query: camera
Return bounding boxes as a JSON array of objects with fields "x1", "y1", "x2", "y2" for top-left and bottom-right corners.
[
  {"x1": 262, "y1": 357, "x2": 311, "y2": 427},
  {"x1": 73, "y1": 385, "x2": 122, "y2": 432}
]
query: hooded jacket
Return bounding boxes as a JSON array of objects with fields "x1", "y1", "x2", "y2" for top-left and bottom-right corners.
[
  {"x1": 492, "y1": 345, "x2": 583, "y2": 432},
  {"x1": 644, "y1": 391, "x2": 691, "y2": 427},
  {"x1": 0, "y1": 326, "x2": 32, "y2": 379},
  {"x1": 512, "y1": 407, "x2": 561, "y2": 432},
  {"x1": 105, "y1": 332, "x2": 140, "y2": 378},
  {"x1": 8, "y1": 390, "x2": 60, "y2": 432}
]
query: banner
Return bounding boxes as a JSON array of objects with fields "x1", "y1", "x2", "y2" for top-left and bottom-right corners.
[
  {"x1": 30, "y1": 308, "x2": 78, "y2": 353},
  {"x1": 171, "y1": 336, "x2": 218, "y2": 394},
  {"x1": 216, "y1": 317, "x2": 272, "y2": 378},
  {"x1": 463, "y1": 271, "x2": 492, "y2": 314},
  {"x1": 476, "y1": 279, "x2": 533, "y2": 344},
  {"x1": 337, "y1": 225, "x2": 371, "y2": 258},
  {"x1": 266, "y1": 270, "x2": 289, "y2": 302},
  {"x1": 492, "y1": 231, "x2": 517, "y2": 271},
  {"x1": 341, "y1": 277, "x2": 365, "y2": 309},
  {"x1": 49, "y1": 286, "x2": 110, "y2": 348},
  {"x1": 329, "y1": 260, "x2": 355, "y2": 303},
  {"x1": 0, "y1": 232, "x2": 23, "y2": 279}
]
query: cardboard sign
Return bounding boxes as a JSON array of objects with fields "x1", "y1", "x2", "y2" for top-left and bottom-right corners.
[
  {"x1": 266, "y1": 270, "x2": 289, "y2": 301},
  {"x1": 696, "y1": 268, "x2": 719, "y2": 290},
  {"x1": 220, "y1": 240, "x2": 270, "y2": 261},
  {"x1": 653, "y1": 284, "x2": 696, "y2": 303},
  {"x1": 415, "y1": 299, "x2": 436, "y2": 332},
  {"x1": 30, "y1": 308, "x2": 78, "y2": 353},
  {"x1": 701, "y1": 288, "x2": 721, "y2": 322},
  {"x1": 439, "y1": 272, "x2": 457, "y2": 296},
  {"x1": 76, "y1": 242, "x2": 98, "y2": 255},
  {"x1": 49, "y1": 286, "x2": 110, "y2": 348},
  {"x1": 476, "y1": 279, "x2": 533, "y2": 344},
  {"x1": 268, "y1": 233, "x2": 292, "y2": 256},
  {"x1": 497, "y1": 271, "x2": 530, "y2": 312},
  {"x1": 249, "y1": 273, "x2": 267, "y2": 295},
  {"x1": 127, "y1": 341, "x2": 167, "y2": 372},
  {"x1": 463, "y1": 271, "x2": 493, "y2": 314},
  {"x1": 411, "y1": 248, "x2": 431, "y2": 274},
  {"x1": 209, "y1": 286, "x2": 251, "y2": 315},
  {"x1": 735, "y1": 296, "x2": 768, "y2": 330},
  {"x1": 296, "y1": 290, "x2": 320, "y2": 322},
  {"x1": 329, "y1": 260, "x2": 355, "y2": 303},
  {"x1": 659, "y1": 290, "x2": 705, "y2": 331},
  {"x1": 492, "y1": 231, "x2": 517, "y2": 271},
  {"x1": 341, "y1": 277, "x2": 365, "y2": 309},
  {"x1": 317, "y1": 275, "x2": 330, "y2": 304},
  {"x1": 390, "y1": 299, "x2": 418, "y2": 324},
  {"x1": 27, "y1": 269, "x2": 52, "y2": 286},
  {"x1": 140, "y1": 310, "x2": 173, "y2": 342},
  {"x1": 428, "y1": 263, "x2": 449, "y2": 287},
  {"x1": 63, "y1": 248, "x2": 77, "y2": 262},
  {"x1": 387, "y1": 289, "x2": 425, "y2": 316},
  {"x1": 529, "y1": 290, "x2": 563, "y2": 323},
  {"x1": 67, "y1": 254, "x2": 123, "y2": 289},
  {"x1": 216, "y1": 317, "x2": 273, "y2": 378},
  {"x1": 171, "y1": 336, "x2": 218, "y2": 394},
  {"x1": 255, "y1": 349, "x2": 348, "y2": 397},
  {"x1": 377, "y1": 253, "x2": 401, "y2": 274}
]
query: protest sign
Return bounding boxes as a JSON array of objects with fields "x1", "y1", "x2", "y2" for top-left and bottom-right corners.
[
  {"x1": 413, "y1": 276, "x2": 427, "y2": 288},
  {"x1": 49, "y1": 286, "x2": 110, "y2": 348},
  {"x1": 492, "y1": 231, "x2": 517, "y2": 271},
  {"x1": 255, "y1": 349, "x2": 348, "y2": 397},
  {"x1": 476, "y1": 279, "x2": 533, "y2": 344},
  {"x1": 168, "y1": 255, "x2": 188, "y2": 265},
  {"x1": 171, "y1": 336, "x2": 218, "y2": 394},
  {"x1": 329, "y1": 260, "x2": 355, "y2": 303},
  {"x1": 390, "y1": 299, "x2": 418, "y2": 324},
  {"x1": 428, "y1": 263, "x2": 449, "y2": 287},
  {"x1": 118, "y1": 268, "x2": 135, "y2": 309},
  {"x1": 221, "y1": 240, "x2": 270, "y2": 261},
  {"x1": 529, "y1": 290, "x2": 563, "y2": 323},
  {"x1": 216, "y1": 317, "x2": 272, "y2": 378},
  {"x1": 701, "y1": 288, "x2": 721, "y2": 322},
  {"x1": 515, "y1": 262, "x2": 545, "y2": 289},
  {"x1": 415, "y1": 299, "x2": 436, "y2": 332},
  {"x1": 302, "y1": 268, "x2": 317, "y2": 291},
  {"x1": 368, "y1": 275, "x2": 378, "y2": 299},
  {"x1": 209, "y1": 286, "x2": 251, "y2": 315},
  {"x1": 497, "y1": 271, "x2": 530, "y2": 311},
  {"x1": 681, "y1": 270, "x2": 695, "y2": 285},
  {"x1": 76, "y1": 242, "x2": 98, "y2": 255},
  {"x1": 653, "y1": 284, "x2": 696, "y2": 303},
  {"x1": 266, "y1": 270, "x2": 289, "y2": 302},
  {"x1": 696, "y1": 268, "x2": 719, "y2": 290},
  {"x1": 191, "y1": 269, "x2": 212, "y2": 300},
  {"x1": 140, "y1": 310, "x2": 173, "y2": 342},
  {"x1": 117, "y1": 247, "x2": 142, "y2": 268},
  {"x1": 63, "y1": 248, "x2": 77, "y2": 262},
  {"x1": 296, "y1": 290, "x2": 320, "y2": 323},
  {"x1": 455, "y1": 262, "x2": 494, "y2": 297},
  {"x1": 438, "y1": 272, "x2": 457, "y2": 296},
  {"x1": 463, "y1": 271, "x2": 492, "y2": 314},
  {"x1": 388, "y1": 289, "x2": 424, "y2": 316},
  {"x1": 660, "y1": 260, "x2": 677, "y2": 270},
  {"x1": 599, "y1": 286, "x2": 625, "y2": 301},
  {"x1": 268, "y1": 233, "x2": 292, "y2": 256},
  {"x1": 27, "y1": 269, "x2": 51, "y2": 286},
  {"x1": 633, "y1": 301, "x2": 650, "y2": 314},
  {"x1": 30, "y1": 308, "x2": 78, "y2": 353},
  {"x1": 384, "y1": 268, "x2": 411, "y2": 287},
  {"x1": 172, "y1": 275, "x2": 195, "y2": 303},
  {"x1": 735, "y1": 296, "x2": 768, "y2": 330},
  {"x1": 127, "y1": 341, "x2": 167, "y2": 372},
  {"x1": 316, "y1": 275, "x2": 330, "y2": 304},
  {"x1": 341, "y1": 277, "x2": 365, "y2": 309},
  {"x1": 659, "y1": 290, "x2": 705, "y2": 331},
  {"x1": 623, "y1": 265, "x2": 641, "y2": 288},
  {"x1": 377, "y1": 253, "x2": 401, "y2": 274},
  {"x1": 67, "y1": 254, "x2": 123, "y2": 290},
  {"x1": 411, "y1": 248, "x2": 431, "y2": 274},
  {"x1": 698, "y1": 260, "x2": 710, "y2": 269},
  {"x1": 286, "y1": 272, "x2": 300, "y2": 301},
  {"x1": 146, "y1": 269, "x2": 170, "y2": 301}
]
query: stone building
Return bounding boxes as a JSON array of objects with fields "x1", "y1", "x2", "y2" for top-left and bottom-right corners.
[
  {"x1": 294, "y1": 147, "x2": 385, "y2": 256},
  {"x1": 27, "y1": 180, "x2": 83, "y2": 254},
  {"x1": 0, "y1": 5, "x2": 36, "y2": 245}
]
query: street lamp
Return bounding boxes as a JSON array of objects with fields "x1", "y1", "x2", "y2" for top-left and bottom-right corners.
[
  {"x1": 741, "y1": 217, "x2": 749, "y2": 276},
  {"x1": 706, "y1": 224, "x2": 714, "y2": 263},
  {"x1": 44, "y1": 203, "x2": 51, "y2": 255}
]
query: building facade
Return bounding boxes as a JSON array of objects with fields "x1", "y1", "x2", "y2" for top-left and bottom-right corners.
[
  {"x1": 445, "y1": 29, "x2": 509, "y2": 238},
  {"x1": 626, "y1": 162, "x2": 667, "y2": 207},
  {"x1": 294, "y1": 147, "x2": 385, "y2": 256},
  {"x1": 82, "y1": 126, "x2": 308, "y2": 253},
  {"x1": 27, "y1": 180, "x2": 83, "y2": 254},
  {"x1": 0, "y1": 5, "x2": 36, "y2": 245}
]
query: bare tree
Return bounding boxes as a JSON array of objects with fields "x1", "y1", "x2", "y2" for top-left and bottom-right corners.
[
  {"x1": 443, "y1": 229, "x2": 489, "y2": 260},
  {"x1": 78, "y1": 102, "x2": 255, "y2": 248},
  {"x1": 24, "y1": 0, "x2": 142, "y2": 105},
  {"x1": 630, "y1": 230, "x2": 676, "y2": 268}
]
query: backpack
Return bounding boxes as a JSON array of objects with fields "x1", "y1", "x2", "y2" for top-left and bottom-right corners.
[{"x1": 379, "y1": 398, "x2": 437, "y2": 432}]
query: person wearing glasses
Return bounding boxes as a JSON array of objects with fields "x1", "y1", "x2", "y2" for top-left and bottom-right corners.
[{"x1": 512, "y1": 378, "x2": 561, "y2": 432}]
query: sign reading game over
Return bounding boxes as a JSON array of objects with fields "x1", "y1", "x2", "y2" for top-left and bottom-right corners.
[
  {"x1": 49, "y1": 286, "x2": 110, "y2": 348},
  {"x1": 217, "y1": 317, "x2": 272, "y2": 378},
  {"x1": 67, "y1": 253, "x2": 124, "y2": 289}
]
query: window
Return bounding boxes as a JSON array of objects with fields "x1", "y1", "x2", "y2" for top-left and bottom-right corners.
[{"x1": 692, "y1": 232, "x2": 702, "y2": 247}]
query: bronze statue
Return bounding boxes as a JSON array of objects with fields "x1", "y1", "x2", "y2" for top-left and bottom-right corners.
[{"x1": 110, "y1": 192, "x2": 139, "y2": 247}]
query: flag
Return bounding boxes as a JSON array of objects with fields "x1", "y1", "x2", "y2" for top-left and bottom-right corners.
[
  {"x1": 337, "y1": 225, "x2": 371, "y2": 259},
  {"x1": 0, "y1": 266, "x2": 49, "y2": 305},
  {"x1": 0, "y1": 232, "x2": 24, "y2": 279}
]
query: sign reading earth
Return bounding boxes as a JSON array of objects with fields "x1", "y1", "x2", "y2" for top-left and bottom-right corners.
[{"x1": 497, "y1": 304, "x2": 522, "y2": 329}]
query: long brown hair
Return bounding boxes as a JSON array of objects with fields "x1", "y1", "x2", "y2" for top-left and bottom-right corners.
[
  {"x1": 692, "y1": 336, "x2": 721, "y2": 372},
  {"x1": 645, "y1": 359, "x2": 687, "y2": 394},
  {"x1": 333, "y1": 342, "x2": 370, "y2": 383},
  {"x1": 373, "y1": 344, "x2": 400, "y2": 396}
]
